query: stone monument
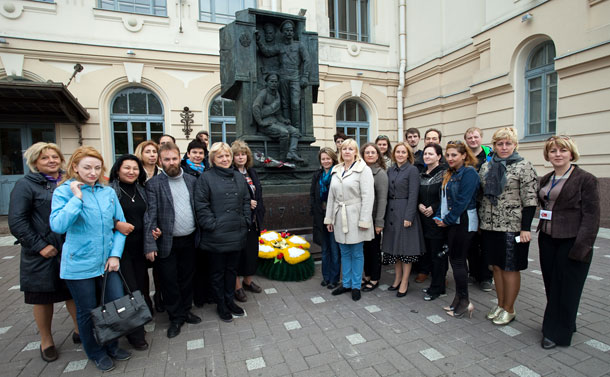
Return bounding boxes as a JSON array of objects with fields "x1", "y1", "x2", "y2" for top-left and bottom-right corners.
[{"x1": 220, "y1": 8, "x2": 320, "y2": 230}]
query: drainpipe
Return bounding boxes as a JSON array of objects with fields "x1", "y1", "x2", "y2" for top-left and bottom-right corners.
[
  {"x1": 397, "y1": 0, "x2": 406, "y2": 142},
  {"x1": 271, "y1": 0, "x2": 278, "y2": 12}
]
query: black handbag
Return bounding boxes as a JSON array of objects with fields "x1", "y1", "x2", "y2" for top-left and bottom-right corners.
[{"x1": 90, "y1": 270, "x2": 152, "y2": 346}]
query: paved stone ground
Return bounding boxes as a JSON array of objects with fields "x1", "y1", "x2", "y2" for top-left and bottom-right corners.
[{"x1": 0, "y1": 230, "x2": 609, "y2": 377}]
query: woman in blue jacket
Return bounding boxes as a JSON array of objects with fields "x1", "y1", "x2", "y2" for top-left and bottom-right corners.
[
  {"x1": 50, "y1": 146, "x2": 130, "y2": 372},
  {"x1": 434, "y1": 141, "x2": 479, "y2": 319}
]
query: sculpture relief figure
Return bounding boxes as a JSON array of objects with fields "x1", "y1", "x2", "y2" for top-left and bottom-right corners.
[
  {"x1": 252, "y1": 73, "x2": 304, "y2": 162},
  {"x1": 256, "y1": 19, "x2": 310, "y2": 131},
  {"x1": 259, "y1": 23, "x2": 280, "y2": 80}
]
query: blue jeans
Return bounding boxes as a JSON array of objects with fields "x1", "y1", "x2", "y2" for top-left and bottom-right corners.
[
  {"x1": 321, "y1": 230, "x2": 340, "y2": 284},
  {"x1": 339, "y1": 242, "x2": 364, "y2": 289},
  {"x1": 65, "y1": 272, "x2": 124, "y2": 361}
]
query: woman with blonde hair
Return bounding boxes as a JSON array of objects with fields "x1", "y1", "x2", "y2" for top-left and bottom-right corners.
[
  {"x1": 134, "y1": 140, "x2": 160, "y2": 181},
  {"x1": 538, "y1": 136, "x2": 600, "y2": 349},
  {"x1": 50, "y1": 146, "x2": 131, "y2": 372},
  {"x1": 231, "y1": 140, "x2": 265, "y2": 302},
  {"x1": 324, "y1": 139, "x2": 374, "y2": 301},
  {"x1": 8, "y1": 142, "x2": 80, "y2": 362},
  {"x1": 382, "y1": 142, "x2": 424, "y2": 297},
  {"x1": 195, "y1": 142, "x2": 251, "y2": 322},
  {"x1": 433, "y1": 141, "x2": 479, "y2": 318},
  {"x1": 479, "y1": 127, "x2": 538, "y2": 325}
]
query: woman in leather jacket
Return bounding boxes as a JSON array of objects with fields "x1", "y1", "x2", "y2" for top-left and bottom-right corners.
[{"x1": 8, "y1": 142, "x2": 79, "y2": 362}]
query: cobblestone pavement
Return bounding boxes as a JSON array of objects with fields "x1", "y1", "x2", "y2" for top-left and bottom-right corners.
[{"x1": 0, "y1": 231, "x2": 609, "y2": 377}]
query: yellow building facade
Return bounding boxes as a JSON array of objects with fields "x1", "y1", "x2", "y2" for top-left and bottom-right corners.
[{"x1": 1, "y1": 0, "x2": 609, "y2": 221}]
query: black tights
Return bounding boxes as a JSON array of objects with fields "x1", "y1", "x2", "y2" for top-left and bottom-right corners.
[{"x1": 447, "y1": 220, "x2": 475, "y2": 310}]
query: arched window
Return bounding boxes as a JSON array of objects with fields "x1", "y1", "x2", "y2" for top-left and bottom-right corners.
[
  {"x1": 525, "y1": 41, "x2": 557, "y2": 136},
  {"x1": 336, "y1": 99, "x2": 369, "y2": 146},
  {"x1": 209, "y1": 95, "x2": 236, "y2": 145},
  {"x1": 110, "y1": 87, "x2": 164, "y2": 159}
]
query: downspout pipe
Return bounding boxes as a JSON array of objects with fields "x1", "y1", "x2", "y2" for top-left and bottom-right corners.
[
  {"x1": 271, "y1": 0, "x2": 278, "y2": 12},
  {"x1": 397, "y1": 0, "x2": 406, "y2": 142}
]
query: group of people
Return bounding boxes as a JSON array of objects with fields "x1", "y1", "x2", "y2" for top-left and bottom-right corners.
[
  {"x1": 8, "y1": 131, "x2": 265, "y2": 371},
  {"x1": 311, "y1": 127, "x2": 600, "y2": 350},
  {"x1": 8, "y1": 125, "x2": 601, "y2": 371}
]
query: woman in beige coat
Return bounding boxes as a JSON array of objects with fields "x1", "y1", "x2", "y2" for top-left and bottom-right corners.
[{"x1": 324, "y1": 139, "x2": 375, "y2": 301}]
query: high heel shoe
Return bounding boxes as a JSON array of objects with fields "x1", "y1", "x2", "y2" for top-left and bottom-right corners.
[
  {"x1": 387, "y1": 284, "x2": 399, "y2": 291},
  {"x1": 486, "y1": 305, "x2": 503, "y2": 320},
  {"x1": 443, "y1": 296, "x2": 460, "y2": 312},
  {"x1": 447, "y1": 302, "x2": 474, "y2": 319}
]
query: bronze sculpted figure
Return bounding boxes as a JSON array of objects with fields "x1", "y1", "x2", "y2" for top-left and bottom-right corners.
[
  {"x1": 252, "y1": 73, "x2": 304, "y2": 162},
  {"x1": 256, "y1": 19, "x2": 311, "y2": 131}
]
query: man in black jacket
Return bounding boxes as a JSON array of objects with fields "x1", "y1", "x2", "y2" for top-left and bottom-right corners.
[{"x1": 144, "y1": 142, "x2": 201, "y2": 338}]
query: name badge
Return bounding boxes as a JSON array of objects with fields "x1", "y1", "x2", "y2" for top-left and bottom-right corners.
[{"x1": 540, "y1": 210, "x2": 552, "y2": 220}]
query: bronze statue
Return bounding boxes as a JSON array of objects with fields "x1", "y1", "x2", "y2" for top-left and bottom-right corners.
[
  {"x1": 252, "y1": 73, "x2": 303, "y2": 162},
  {"x1": 256, "y1": 20, "x2": 310, "y2": 131}
]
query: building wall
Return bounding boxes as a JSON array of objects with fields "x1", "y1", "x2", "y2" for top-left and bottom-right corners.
[
  {"x1": 404, "y1": 0, "x2": 610, "y2": 224},
  {"x1": 0, "y1": 0, "x2": 400, "y2": 161}
]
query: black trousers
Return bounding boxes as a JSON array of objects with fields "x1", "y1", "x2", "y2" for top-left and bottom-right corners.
[
  {"x1": 120, "y1": 238, "x2": 150, "y2": 343},
  {"x1": 156, "y1": 233, "x2": 196, "y2": 324},
  {"x1": 413, "y1": 245, "x2": 433, "y2": 275},
  {"x1": 467, "y1": 232, "x2": 493, "y2": 282},
  {"x1": 193, "y1": 249, "x2": 214, "y2": 306},
  {"x1": 448, "y1": 220, "x2": 475, "y2": 300},
  {"x1": 363, "y1": 232, "x2": 382, "y2": 281},
  {"x1": 208, "y1": 250, "x2": 240, "y2": 307},
  {"x1": 425, "y1": 237, "x2": 448, "y2": 296},
  {"x1": 539, "y1": 233, "x2": 590, "y2": 346}
]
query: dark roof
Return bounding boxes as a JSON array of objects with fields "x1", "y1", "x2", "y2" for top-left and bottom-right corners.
[{"x1": 0, "y1": 80, "x2": 89, "y2": 123}]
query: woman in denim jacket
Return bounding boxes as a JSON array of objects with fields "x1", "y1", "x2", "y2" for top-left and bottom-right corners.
[
  {"x1": 434, "y1": 141, "x2": 479, "y2": 319},
  {"x1": 50, "y1": 146, "x2": 129, "y2": 372}
]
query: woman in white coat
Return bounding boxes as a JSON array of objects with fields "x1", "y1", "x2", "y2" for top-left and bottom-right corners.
[{"x1": 324, "y1": 139, "x2": 375, "y2": 301}]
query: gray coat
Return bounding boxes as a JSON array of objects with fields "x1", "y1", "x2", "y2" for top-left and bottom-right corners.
[
  {"x1": 370, "y1": 164, "x2": 388, "y2": 229},
  {"x1": 382, "y1": 162, "x2": 424, "y2": 256}
]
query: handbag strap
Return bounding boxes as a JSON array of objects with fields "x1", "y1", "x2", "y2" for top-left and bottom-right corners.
[{"x1": 99, "y1": 269, "x2": 134, "y2": 311}]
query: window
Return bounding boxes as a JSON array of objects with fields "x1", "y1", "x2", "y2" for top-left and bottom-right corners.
[
  {"x1": 199, "y1": 0, "x2": 256, "y2": 24},
  {"x1": 336, "y1": 99, "x2": 368, "y2": 146},
  {"x1": 328, "y1": 0, "x2": 369, "y2": 42},
  {"x1": 99, "y1": 0, "x2": 167, "y2": 16},
  {"x1": 209, "y1": 95, "x2": 236, "y2": 145},
  {"x1": 110, "y1": 88, "x2": 164, "y2": 159},
  {"x1": 525, "y1": 41, "x2": 557, "y2": 137}
]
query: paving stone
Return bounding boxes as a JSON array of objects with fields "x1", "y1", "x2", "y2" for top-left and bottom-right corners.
[
  {"x1": 509, "y1": 365, "x2": 541, "y2": 377},
  {"x1": 584, "y1": 339, "x2": 610, "y2": 352},
  {"x1": 265, "y1": 288, "x2": 278, "y2": 294},
  {"x1": 419, "y1": 347, "x2": 444, "y2": 361},
  {"x1": 308, "y1": 296, "x2": 327, "y2": 306},
  {"x1": 346, "y1": 333, "x2": 366, "y2": 345},
  {"x1": 364, "y1": 305, "x2": 380, "y2": 313},
  {"x1": 63, "y1": 359, "x2": 88, "y2": 373},
  {"x1": 245, "y1": 356, "x2": 265, "y2": 371}
]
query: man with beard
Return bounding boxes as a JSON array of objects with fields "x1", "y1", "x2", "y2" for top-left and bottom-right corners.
[{"x1": 144, "y1": 142, "x2": 201, "y2": 338}]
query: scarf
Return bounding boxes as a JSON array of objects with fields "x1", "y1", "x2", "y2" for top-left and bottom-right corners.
[
  {"x1": 319, "y1": 168, "x2": 332, "y2": 202},
  {"x1": 483, "y1": 151, "x2": 523, "y2": 205},
  {"x1": 41, "y1": 172, "x2": 62, "y2": 184},
  {"x1": 186, "y1": 158, "x2": 204, "y2": 174}
]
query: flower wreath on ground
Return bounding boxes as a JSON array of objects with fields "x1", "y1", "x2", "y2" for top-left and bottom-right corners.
[{"x1": 257, "y1": 230, "x2": 314, "y2": 281}]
